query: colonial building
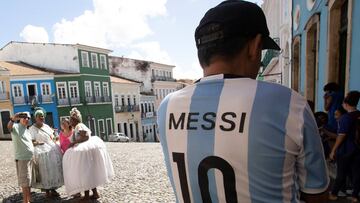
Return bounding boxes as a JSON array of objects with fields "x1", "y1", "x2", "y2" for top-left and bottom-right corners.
[
  {"x1": 110, "y1": 56, "x2": 181, "y2": 141},
  {"x1": 260, "y1": 0, "x2": 292, "y2": 86},
  {"x1": 111, "y1": 75, "x2": 141, "y2": 141},
  {"x1": 0, "y1": 41, "x2": 114, "y2": 140},
  {"x1": 0, "y1": 66, "x2": 12, "y2": 139},
  {"x1": 292, "y1": 0, "x2": 360, "y2": 110},
  {"x1": 140, "y1": 94, "x2": 157, "y2": 142},
  {"x1": 0, "y1": 61, "x2": 59, "y2": 129}
]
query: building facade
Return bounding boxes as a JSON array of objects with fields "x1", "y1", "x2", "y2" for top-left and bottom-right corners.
[
  {"x1": 140, "y1": 95, "x2": 157, "y2": 142},
  {"x1": 260, "y1": 0, "x2": 292, "y2": 86},
  {"x1": 0, "y1": 66, "x2": 12, "y2": 139},
  {"x1": 109, "y1": 56, "x2": 180, "y2": 141},
  {"x1": 0, "y1": 61, "x2": 59, "y2": 129},
  {"x1": 111, "y1": 76, "x2": 141, "y2": 141},
  {"x1": 292, "y1": 0, "x2": 360, "y2": 110},
  {"x1": 0, "y1": 42, "x2": 114, "y2": 140}
]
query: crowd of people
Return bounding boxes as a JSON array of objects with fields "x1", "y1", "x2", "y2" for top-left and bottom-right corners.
[
  {"x1": 7, "y1": 107, "x2": 114, "y2": 203},
  {"x1": 314, "y1": 84, "x2": 360, "y2": 202}
]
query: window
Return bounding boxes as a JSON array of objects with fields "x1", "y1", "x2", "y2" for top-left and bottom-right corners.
[
  {"x1": 85, "y1": 81, "x2": 92, "y2": 97},
  {"x1": 127, "y1": 95, "x2": 131, "y2": 105},
  {"x1": 102, "y1": 82, "x2": 109, "y2": 97},
  {"x1": 91, "y1": 53, "x2": 99, "y2": 68},
  {"x1": 94, "y1": 82, "x2": 101, "y2": 97},
  {"x1": 56, "y1": 82, "x2": 67, "y2": 99},
  {"x1": 114, "y1": 95, "x2": 119, "y2": 106},
  {"x1": 0, "y1": 81, "x2": 5, "y2": 93},
  {"x1": 100, "y1": 55, "x2": 107, "y2": 69},
  {"x1": 81, "y1": 51, "x2": 89, "y2": 67},
  {"x1": 41, "y1": 83, "x2": 51, "y2": 96},
  {"x1": 133, "y1": 95, "x2": 136, "y2": 105},
  {"x1": 12, "y1": 84, "x2": 22, "y2": 97},
  {"x1": 121, "y1": 95, "x2": 125, "y2": 106},
  {"x1": 68, "y1": 81, "x2": 79, "y2": 98}
]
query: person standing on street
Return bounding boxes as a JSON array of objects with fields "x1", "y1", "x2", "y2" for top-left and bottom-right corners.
[
  {"x1": 329, "y1": 91, "x2": 360, "y2": 202},
  {"x1": 157, "y1": 1, "x2": 329, "y2": 202},
  {"x1": 7, "y1": 112, "x2": 34, "y2": 203}
]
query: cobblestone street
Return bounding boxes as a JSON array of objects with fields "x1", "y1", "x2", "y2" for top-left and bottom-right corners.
[
  {"x1": 0, "y1": 141, "x2": 352, "y2": 203},
  {"x1": 0, "y1": 141, "x2": 176, "y2": 203}
]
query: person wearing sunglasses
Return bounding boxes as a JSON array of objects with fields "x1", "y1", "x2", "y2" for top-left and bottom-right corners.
[{"x1": 7, "y1": 112, "x2": 34, "y2": 203}]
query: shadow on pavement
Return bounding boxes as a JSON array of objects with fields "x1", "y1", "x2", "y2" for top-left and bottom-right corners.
[{"x1": 2, "y1": 192, "x2": 101, "y2": 203}]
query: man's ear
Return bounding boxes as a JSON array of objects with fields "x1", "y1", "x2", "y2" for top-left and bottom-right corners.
[{"x1": 248, "y1": 34, "x2": 262, "y2": 61}]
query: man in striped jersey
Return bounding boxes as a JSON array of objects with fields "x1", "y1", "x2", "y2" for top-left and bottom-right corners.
[{"x1": 157, "y1": 1, "x2": 329, "y2": 202}]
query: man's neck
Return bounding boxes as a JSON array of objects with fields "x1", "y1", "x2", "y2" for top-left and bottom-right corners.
[{"x1": 203, "y1": 58, "x2": 258, "y2": 79}]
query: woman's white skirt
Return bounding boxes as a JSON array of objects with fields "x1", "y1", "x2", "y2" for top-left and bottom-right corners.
[
  {"x1": 63, "y1": 136, "x2": 114, "y2": 195},
  {"x1": 32, "y1": 144, "x2": 64, "y2": 189}
]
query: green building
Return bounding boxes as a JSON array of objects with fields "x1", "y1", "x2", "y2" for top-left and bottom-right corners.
[{"x1": 0, "y1": 42, "x2": 114, "y2": 140}]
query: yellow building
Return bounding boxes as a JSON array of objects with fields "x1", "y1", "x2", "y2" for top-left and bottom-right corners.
[{"x1": 0, "y1": 66, "x2": 12, "y2": 139}]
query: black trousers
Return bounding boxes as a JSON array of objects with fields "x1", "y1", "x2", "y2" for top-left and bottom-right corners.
[{"x1": 331, "y1": 149, "x2": 360, "y2": 198}]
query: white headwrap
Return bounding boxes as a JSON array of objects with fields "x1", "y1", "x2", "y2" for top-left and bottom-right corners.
[{"x1": 70, "y1": 107, "x2": 82, "y2": 123}]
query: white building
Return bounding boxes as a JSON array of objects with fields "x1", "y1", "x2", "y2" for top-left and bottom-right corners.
[
  {"x1": 110, "y1": 56, "x2": 182, "y2": 141},
  {"x1": 111, "y1": 76, "x2": 142, "y2": 141},
  {"x1": 260, "y1": 0, "x2": 292, "y2": 86}
]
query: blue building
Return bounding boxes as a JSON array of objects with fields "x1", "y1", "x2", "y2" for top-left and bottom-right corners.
[
  {"x1": 2, "y1": 61, "x2": 59, "y2": 129},
  {"x1": 292, "y1": 0, "x2": 360, "y2": 110}
]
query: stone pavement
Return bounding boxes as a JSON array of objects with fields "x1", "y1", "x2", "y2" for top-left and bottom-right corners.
[
  {"x1": 0, "y1": 141, "x2": 175, "y2": 203},
  {"x1": 0, "y1": 141, "x2": 352, "y2": 203}
]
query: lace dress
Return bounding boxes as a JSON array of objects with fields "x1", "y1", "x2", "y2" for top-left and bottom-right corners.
[
  {"x1": 62, "y1": 123, "x2": 114, "y2": 195},
  {"x1": 29, "y1": 124, "x2": 64, "y2": 189}
]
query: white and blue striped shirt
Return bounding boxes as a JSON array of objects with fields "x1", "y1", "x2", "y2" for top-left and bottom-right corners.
[{"x1": 157, "y1": 74, "x2": 329, "y2": 203}]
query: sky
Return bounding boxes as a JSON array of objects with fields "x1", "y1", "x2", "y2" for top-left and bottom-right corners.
[{"x1": 0, "y1": 0, "x2": 263, "y2": 79}]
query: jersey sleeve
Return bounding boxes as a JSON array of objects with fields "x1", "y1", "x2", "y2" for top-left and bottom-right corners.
[{"x1": 296, "y1": 104, "x2": 329, "y2": 194}]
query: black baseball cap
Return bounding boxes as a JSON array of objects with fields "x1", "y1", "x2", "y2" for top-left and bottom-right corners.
[{"x1": 195, "y1": 0, "x2": 280, "y2": 50}]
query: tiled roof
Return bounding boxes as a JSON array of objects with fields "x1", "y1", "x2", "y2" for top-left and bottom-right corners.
[
  {"x1": 0, "y1": 61, "x2": 52, "y2": 76},
  {"x1": 110, "y1": 75, "x2": 140, "y2": 84}
]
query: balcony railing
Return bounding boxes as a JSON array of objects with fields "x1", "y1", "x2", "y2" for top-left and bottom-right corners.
[
  {"x1": 70, "y1": 97, "x2": 81, "y2": 105},
  {"x1": 114, "y1": 105, "x2": 125, "y2": 113},
  {"x1": 151, "y1": 76, "x2": 176, "y2": 82},
  {"x1": 114, "y1": 105, "x2": 140, "y2": 113},
  {"x1": 13, "y1": 96, "x2": 25, "y2": 104},
  {"x1": 95, "y1": 96, "x2": 102, "y2": 103},
  {"x1": 57, "y1": 98, "x2": 69, "y2": 106},
  {"x1": 0, "y1": 92, "x2": 9, "y2": 100},
  {"x1": 86, "y1": 96, "x2": 94, "y2": 103},
  {"x1": 102, "y1": 96, "x2": 111, "y2": 102},
  {"x1": 40, "y1": 95, "x2": 52, "y2": 103}
]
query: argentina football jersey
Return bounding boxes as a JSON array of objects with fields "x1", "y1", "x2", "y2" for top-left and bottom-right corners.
[{"x1": 157, "y1": 74, "x2": 329, "y2": 203}]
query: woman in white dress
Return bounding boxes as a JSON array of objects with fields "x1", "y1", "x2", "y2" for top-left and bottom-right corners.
[
  {"x1": 63, "y1": 107, "x2": 114, "y2": 201},
  {"x1": 29, "y1": 107, "x2": 63, "y2": 198}
]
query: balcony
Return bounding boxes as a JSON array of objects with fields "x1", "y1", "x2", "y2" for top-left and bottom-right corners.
[
  {"x1": 57, "y1": 98, "x2": 69, "y2": 106},
  {"x1": 151, "y1": 76, "x2": 176, "y2": 82},
  {"x1": 95, "y1": 96, "x2": 102, "y2": 103},
  {"x1": 114, "y1": 105, "x2": 140, "y2": 113},
  {"x1": 70, "y1": 97, "x2": 81, "y2": 105},
  {"x1": 40, "y1": 95, "x2": 53, "y2": 103},
  {"x1": 12, "y1": 96, "x2": 25, "y2": 104},
  {"x1": 114, "y1": 105, "x2": 125, "y2": 113},
  {"x1": 86, "y1": 96, "x2": 94, "y2": 103},
  {"x1": 102, "y1": 96, "x2": 111, "y2": 102},
  {"x1": 0, "y1": 92, "x2": 9, "y2": 101}
]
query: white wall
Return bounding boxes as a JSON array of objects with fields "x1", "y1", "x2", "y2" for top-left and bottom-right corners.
[
  {"x1": 110, "y1": 57, "x2": 153, "y2": 93},
  {"x1": 0, "y1": 42, "x2": 80, "y2": 73}
]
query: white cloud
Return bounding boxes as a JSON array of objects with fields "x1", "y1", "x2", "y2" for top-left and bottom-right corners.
[
  {"x1": 173, "y1": 60, "x2": 203, "y2": 80},
  {"x1": 20, "y1": 25, "x2": 49, "y2": 43},
  {"x1": 53, "y1": 0, "x2": 167, "y2": 49}
]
